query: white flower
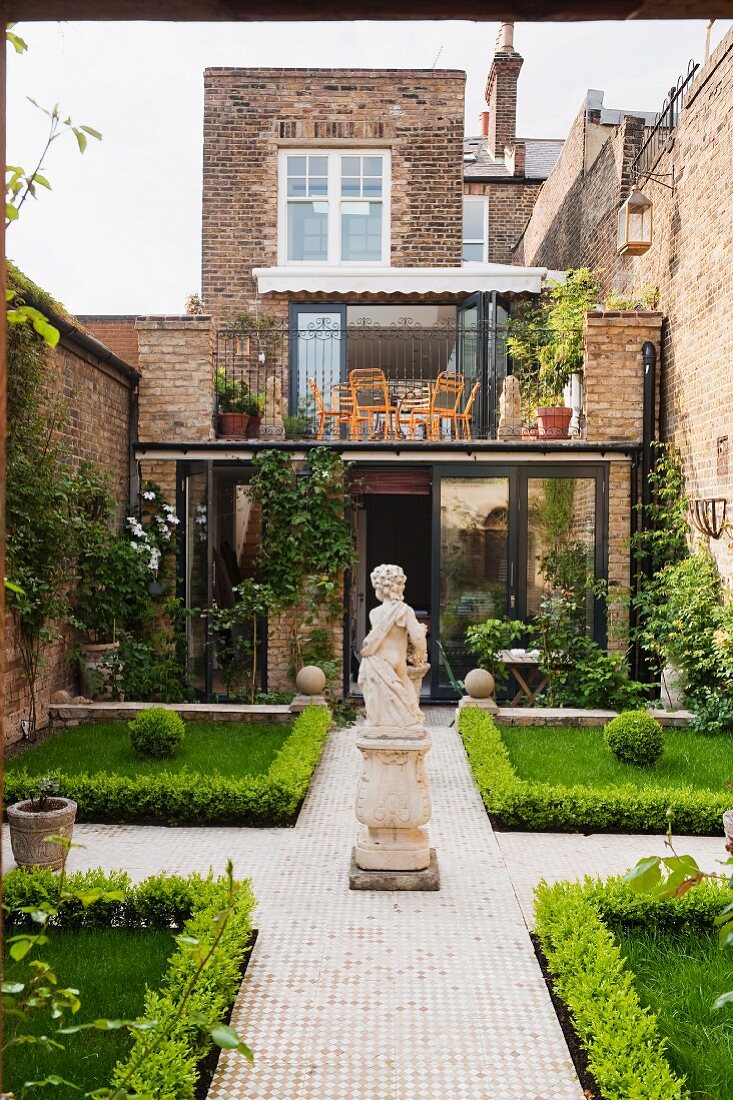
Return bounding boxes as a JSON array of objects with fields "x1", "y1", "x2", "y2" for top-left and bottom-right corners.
[
  {"x1": 130, "y1": 541, "x2": 138, "y2": 550},
  {"x1": 143, "y1": 490, "x2": 156, "y2": 501}
]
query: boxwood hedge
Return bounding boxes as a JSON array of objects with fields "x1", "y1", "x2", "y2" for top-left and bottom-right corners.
[
  {"x1": 4, "y1": 867, "x2": 256, "y2": 1100},
  {"x1": 458, "y1": 706, "x2": 733, "y2": 835},
  {"x1": 534, "y1": 878, "x2": 733, "y2": 1100},
  {"x1": 4, "y1": 704, "x2": 331, "y2": 826}
]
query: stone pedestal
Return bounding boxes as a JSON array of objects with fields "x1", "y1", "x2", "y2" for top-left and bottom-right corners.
[{"x1": 354, "y1": 734, "x2": 432, "y2": 873}]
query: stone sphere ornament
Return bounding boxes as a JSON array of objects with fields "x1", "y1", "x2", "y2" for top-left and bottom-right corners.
[
  {"x1": 465, "y1": 668, "x2": 495, "y2": 699},
  {"x1": 295, "y1": 665, "x2": 327, "y2": 696}
]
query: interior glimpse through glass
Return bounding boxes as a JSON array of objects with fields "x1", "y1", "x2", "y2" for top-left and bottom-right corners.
[{"x1": 526, "y1": 477, "x2": 597, "y2": 633}]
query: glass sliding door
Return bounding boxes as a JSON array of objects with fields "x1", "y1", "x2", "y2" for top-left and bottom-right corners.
[
  {"x1": 182, "y1": 462, "x2": 213, "y2": 698},
  {"x1": 290, "y1": 305, "x2": 345, "y2": 433},
  {"x1": 433, "y1": 469, "x2": 515, "y2": 695},
  {"x1": 524, "y1": 472, "x2": 605, "y2": 644}
]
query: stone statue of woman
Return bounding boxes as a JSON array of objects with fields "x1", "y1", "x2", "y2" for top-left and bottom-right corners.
[{"x1": 358, "y1": 564, "x2": 429, "y2": 736}]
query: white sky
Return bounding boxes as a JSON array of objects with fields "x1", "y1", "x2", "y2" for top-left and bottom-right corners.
[{"x1": 7, "y1": 18, "x2": 732, "y2": 315}]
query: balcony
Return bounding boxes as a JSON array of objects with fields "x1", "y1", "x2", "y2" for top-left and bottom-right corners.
[{"x1": 214, "y1": 319, "x2": 576, "y2": 444}]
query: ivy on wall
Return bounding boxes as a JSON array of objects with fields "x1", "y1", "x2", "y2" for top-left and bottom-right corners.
[{"x1": 249, "y1": 449, "x2": 354, "y2": 678}]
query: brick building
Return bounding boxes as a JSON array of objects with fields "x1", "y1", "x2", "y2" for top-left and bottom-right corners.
[
  {"x1": 95, "y1": 24, "x2": 656, "y2": 703},
  {"x1": 516, "y1": 26, "x2": 733, "y2": 583}
]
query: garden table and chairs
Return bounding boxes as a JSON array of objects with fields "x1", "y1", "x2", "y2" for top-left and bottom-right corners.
[{"x1": 499, "y1": 648, "x2": 548, "y2": 706}]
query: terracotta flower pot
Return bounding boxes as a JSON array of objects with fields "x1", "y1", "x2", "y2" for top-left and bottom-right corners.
[
  {"x1": 246, "y1": 415, "x2": 261, "y2": 438},
  {"x1": 7, "y1": 797, "x2": 77, "y2": 871},
  {"x1": 536, "y1": 405, "x2": 572, "y2": 439},
  {"x1": 218, "y1": 412, "x2": 250, "y2": 438}
]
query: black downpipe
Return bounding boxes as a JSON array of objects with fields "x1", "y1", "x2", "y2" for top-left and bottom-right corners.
[{"x1": 636, "y1": 340, "x2": 657, "y2": 682}]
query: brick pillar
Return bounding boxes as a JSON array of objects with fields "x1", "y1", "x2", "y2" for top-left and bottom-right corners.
[
  {"x1": 583, "y1": 311, "x2": 663, "y2": 443},
  {"x1": 136, "y1": 316, "x2": 215, "y2": 445},
  {"x1": 485, "y1": 46, "x2": 523, "y2": 160}
]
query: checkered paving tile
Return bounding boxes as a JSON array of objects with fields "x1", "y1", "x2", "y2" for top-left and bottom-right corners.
[{"x1": 10, "y1": 707, "x2": 721, "y2": 1097}]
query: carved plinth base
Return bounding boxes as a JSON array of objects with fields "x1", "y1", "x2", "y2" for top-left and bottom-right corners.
[
  {"x1": 354, "y1": 735, "x2": 432, "y2": 873},
  {"x1": 349, "y1": 847, "x2": 440, "y2": 891}
]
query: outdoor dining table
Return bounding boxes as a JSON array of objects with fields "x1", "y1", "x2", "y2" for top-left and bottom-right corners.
[{"x1": 498, "y1": 649, "x2": 548, "y2": 706}]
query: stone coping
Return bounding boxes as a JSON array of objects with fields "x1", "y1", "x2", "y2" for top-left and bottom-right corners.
[
  {"x1": 492, "y1": 706, "x2": 693, "y2": 727},
  {"x1": 49, "y1": 701, "x2": 294, "y2": 727}
]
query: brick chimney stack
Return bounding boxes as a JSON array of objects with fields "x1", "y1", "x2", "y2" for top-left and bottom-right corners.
[{"x1": 485, "y1": 22, "x2": 523, "y2": 162}]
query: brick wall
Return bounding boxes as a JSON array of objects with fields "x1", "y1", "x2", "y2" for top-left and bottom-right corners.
[
  {"x1": 78, "y1": 315, "x2": 140, "y2": 370},
  {"x1": 583, "y1": 311, "x2": 662, "y2": 444},
  {"x1": 136, "y1": 316, "x2": 215, "y2": 445},
  {"x1": 464, "y1": 180, "x2": 542, "y2": 265},
  {"x1": 5, "y1": 333, "x2": 137, "y2": 744},
  {"x1": 485, "y1": 47, "x2": 523, "y2": 159},
  {"x1": 518, "y1": 28, "x2": 733, "y2": 581},
  {"x1": 202, "y1": 68, "x2": 466, "y2": 323}
]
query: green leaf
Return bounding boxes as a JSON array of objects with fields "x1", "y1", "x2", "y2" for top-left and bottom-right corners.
[
  {"x1": 6, "y1": 202, "x2": 19, "y2": 221},
  {"x1": 22, "y1": 1075, "x2": 82, "y2": 1090},
  {"x1": 33, "y1": 173, "x2": 52, "y2": 190},
  {"x1": 72, "y1": 128, "x2": 88, "y2": 153},
  {"x1": 210, "y1": 1023, "x2": 255, "y2": 1062},
  {"x1": 6, "y1": 29, "x2": 28, "y2": 53},
  {"x1": 9, "y1": 937, "x2": 35, "y2": 961},
  {"x1": 80, "y1": 125, "x2": 102, "y2": 141},
  {"x1": 622, "y1": 857, "x2": 662, "y2": 893}
]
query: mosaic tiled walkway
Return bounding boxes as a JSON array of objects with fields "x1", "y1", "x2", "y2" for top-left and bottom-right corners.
[{"x1": 3, "y1": 712, "x2": 723, "y2": 1099}]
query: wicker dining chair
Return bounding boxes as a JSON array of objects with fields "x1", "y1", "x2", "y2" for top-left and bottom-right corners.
[
  {"x1": 348, "y1": 368, "x2": 397, "y2": 439},
  {"x1": 308, "y1": 377, "x2": 352, "y2": 440},
  {"x1": 407, "y1": 371, "x2": 465, "y2": 440},
  {"x1": 454, "y1": 379, "x2": 481, "y2": 441}
]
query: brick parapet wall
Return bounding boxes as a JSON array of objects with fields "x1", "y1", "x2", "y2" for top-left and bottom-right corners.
[
  {"x1": 5, "y1": 334, "x2": 137, "y2": 744},
  {"x1": 202, "y1": 68, "x2": 466, "y2": 324},
  {"x1": 136, "y1": 317, "x2": 215, "y2": 444},
  {"x1": 583, "y1": 311, "x2": 662, "y2": 444},
  {"x1": 78, "y1": 315, "x2": 140, "y2": 370}
]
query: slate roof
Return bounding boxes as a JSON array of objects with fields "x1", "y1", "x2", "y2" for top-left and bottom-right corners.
[{"x1": 463, "y1": 135, "x2": 564, "y2": 181}]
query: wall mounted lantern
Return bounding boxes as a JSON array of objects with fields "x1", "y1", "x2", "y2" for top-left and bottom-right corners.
[{"x1": 617, "y1": 185, "x2": 653, "y2": 256}]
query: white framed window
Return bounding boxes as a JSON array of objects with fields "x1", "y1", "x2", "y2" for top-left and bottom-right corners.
[
  {"x1": 278, "y1": 149, "x2": 391, "y2": 265},
  {"x1": 462, "y1": 196, "x2": 489, "y2": 264}
]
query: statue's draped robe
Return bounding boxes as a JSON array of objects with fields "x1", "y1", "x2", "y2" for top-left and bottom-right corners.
[{"x1": 358, "y1": 601, "x2": 424, "y2": 730}]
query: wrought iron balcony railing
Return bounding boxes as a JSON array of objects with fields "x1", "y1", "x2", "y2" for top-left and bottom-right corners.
[{"x1": 214, "y1": 320, "x2": 561, "y2": 444}]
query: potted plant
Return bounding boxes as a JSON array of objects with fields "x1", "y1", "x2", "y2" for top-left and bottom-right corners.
[
  {"x1": 216, "y1": 367, "x2": 251, "y2": 438},
  {"x1": 6, "y1": 777, "x2": 77, "y2": 871},
  {"x1": 245, "y1": 391, "x2": 266, "y2": 438},
  {"x1": 507, "y1": 268, "x2": 600, "y2": 440}
]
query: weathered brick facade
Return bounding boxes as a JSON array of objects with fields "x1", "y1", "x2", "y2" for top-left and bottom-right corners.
[
  {"x1": 201, "y1": 68, "x2": 466, "y2": 323},
  {"x1": 78, "y1": 315, "x2": 140, "y2": 370},
  {"x1": 518, "y1": 27, "x2": 733, "y2": 582},
  {"x1": 5, "y1": 329, "x2": 138, "y2": 743},
  {"x1": 463, "y1": 180, "x2": 543, "y2": 265}
]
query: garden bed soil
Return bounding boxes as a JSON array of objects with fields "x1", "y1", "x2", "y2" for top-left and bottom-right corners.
[{"x1": 530, "y1": 933, "x2": 605, "y2": 1100}]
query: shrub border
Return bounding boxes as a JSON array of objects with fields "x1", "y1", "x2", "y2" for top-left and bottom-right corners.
[
  {"x1": 458, "y1": 706, "x2": 733, "y2": 835},
  {"x1": 5, "y1": 704, "x2": 331, "y2": 826},
  {"x1": 4, "y1": 867, "x2": 256, "y2": 1099},
  {"x1": 534, "y1": 877, "x2": 733, "y2": 1100}
]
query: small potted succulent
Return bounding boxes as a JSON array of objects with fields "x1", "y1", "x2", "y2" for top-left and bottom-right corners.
[
  {"x1": 216, "y1": 368, "x2": 251, "y2": 438},
  {"x1": 6, "y1": 777, "x2": 77, "y2": 871}
]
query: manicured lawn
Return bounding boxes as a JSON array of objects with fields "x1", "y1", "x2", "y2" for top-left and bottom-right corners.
[
  {"x1": 502, "y1": 725, "x2": 733, "y2": 793},
  {"x1": 7, "y1": 720, "x2": 291, "y2": 780},
  {"x1": 4, "y1": 928, "x2": 174, "y2": 1099},
  {"x1": 615, "y1": 928, "x2": 733, "y2": 1100}
]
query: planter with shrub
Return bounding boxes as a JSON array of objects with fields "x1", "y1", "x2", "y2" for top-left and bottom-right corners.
[{"x1": 6, "y1": 777, "x2": 77, "y2": 871}]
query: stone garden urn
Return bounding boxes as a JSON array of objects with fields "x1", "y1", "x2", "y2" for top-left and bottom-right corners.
[{"x1": 7, "y1": 797, "x2": 77, "y2": 872}]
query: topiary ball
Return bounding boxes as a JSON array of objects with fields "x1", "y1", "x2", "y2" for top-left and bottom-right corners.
[
  {"x1": 604, "y1": 710, "x2": 664, "y2": 767},
  {"x1": 128, "y1": 707, "x2": 185, "y2": 759}
]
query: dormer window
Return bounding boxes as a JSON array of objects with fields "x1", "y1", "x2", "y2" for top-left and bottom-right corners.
[{"x1": 279, "y1": 150, "x2": 390, "y2": 265}]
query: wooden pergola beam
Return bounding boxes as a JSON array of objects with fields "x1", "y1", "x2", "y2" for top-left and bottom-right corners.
[{"x1": 5, "y1": 0, "x2": 731, "y2": 18}]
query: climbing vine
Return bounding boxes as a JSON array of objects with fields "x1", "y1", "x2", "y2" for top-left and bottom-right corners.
[{"x1": 249, "y1": 449, "x2": 354, "y2": 676}]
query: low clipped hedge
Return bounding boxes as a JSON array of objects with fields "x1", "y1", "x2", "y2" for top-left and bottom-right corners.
[
  {"x1": 5, "y1": 705, "x2": 331, "y2": 826},
  {"x1": 5, "y1": 867, "x2": 256, "y2": 1100},
  {"x1": 458, "y1": 706, "x2": 733, "y2": 835},
  {"x1": 534, "y1": 879, "x2": 686, "y2": 1100}
]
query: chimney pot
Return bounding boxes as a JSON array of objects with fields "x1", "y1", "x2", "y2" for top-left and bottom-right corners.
[{"x1": 479, "y1": 110, "x2": 490, "y2": 136}]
